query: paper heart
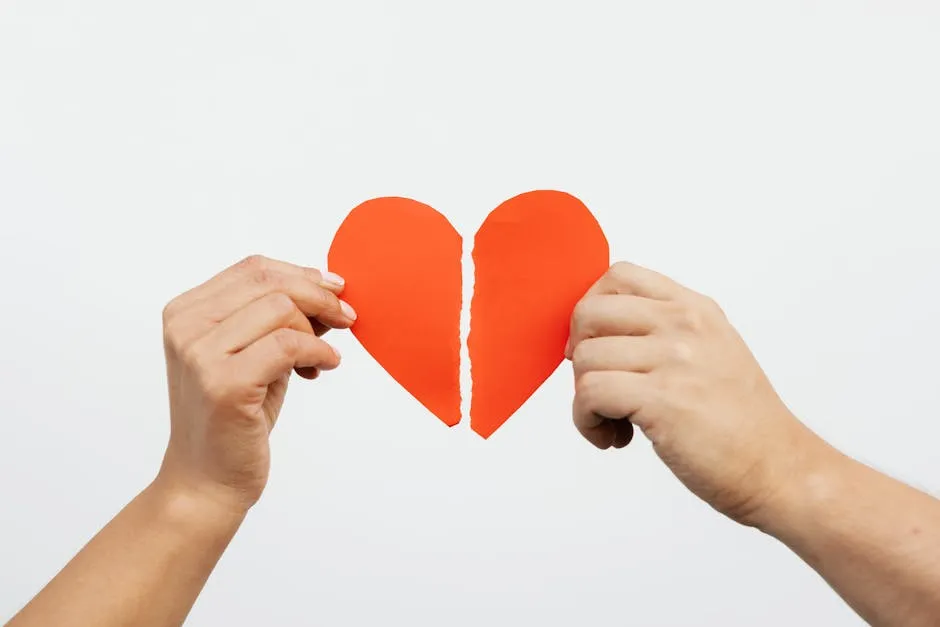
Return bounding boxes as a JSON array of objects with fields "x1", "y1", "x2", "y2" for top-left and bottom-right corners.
[
  {"x1": 328, "y1": 197, "x2": 463, "y2": 426},
  {"x1": 328, "y1": 190, "x2": 609, "y2": 438}
]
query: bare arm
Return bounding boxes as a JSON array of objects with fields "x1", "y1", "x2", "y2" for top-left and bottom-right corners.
[
  {"x1": 7, "y1": 480, "x2": 244, "y2": 627},
  {"x1": 6, "y1": 256, "x2": 354, "y2": 627},
  {"x1": 756, "y1": 444, "x2": 940, "y2": 626},
  {"x1": 567, "y1": 261, "x2": 940, "y2": 626}
]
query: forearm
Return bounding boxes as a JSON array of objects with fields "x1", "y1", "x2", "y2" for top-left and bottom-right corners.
[
  {"x1": 8, "y1": 476, "x2": 245, "y2": 627},
  {"x1": 757, "y1": 441, "x2": 940, "y2": 626}
]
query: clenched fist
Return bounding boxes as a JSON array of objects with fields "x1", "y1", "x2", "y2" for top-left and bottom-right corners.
[
  {"x1": 567, "y1": 262, "x2": 822, "y2": 526},
  {"x1": 158, "y1": 255, "x2": 356, "y2": 511}
]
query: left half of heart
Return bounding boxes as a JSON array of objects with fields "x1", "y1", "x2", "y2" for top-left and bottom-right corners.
[{"x1": 328, "y1": 197, "x2": 464, "y2": 428}]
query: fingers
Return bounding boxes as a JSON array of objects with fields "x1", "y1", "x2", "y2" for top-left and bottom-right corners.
[
  {"x1": 565, "y1": 260, "x2": 689, "y2": 358},
  {"x1": 575, "y1": 413, "x2": 618, "y2": 449},
  {"x1": 567, "y1": 294, "x2": 664, "y2": 358},
  {"x1": 208, "y1": 271, "x2": 352, "y2": 327},
  {"x1": 164, "y1": 255, "x2": 343, "y2": 320},
  {"x1": 174, "y1": 270, "x2": 354, "y2": 349},
  {"x1": 567, "y1": 277, "x2": 665, "y2": 450},
  {"x1": 197, "y1": 292, "x2": 316, "y2": 354},
  {"x1": 572, "y1": 412, "x2": 634, "y2": 449},
  {"x1": 575, "y1": 370, "x2": 643, "y2": 421},
  {"x1": 573, "y1": 370, "x2": 644, "y2": 449},
  {"x1": 611, "y1": 421, "x2": 634, "y2": 448},
  {"x1": 162, "y1": 256, "x2": 352, "y2": 393},
  {"x1": 571, "y1": 336, "x2": 661, "y2": 376},
  {"x1": 567, "y1": 261, "x2": 721, "y2": 452},
  {"x1": 232, "y1": 328, "x2": 341, "y2": 387},
  {"x1": 588, "y1": 261, "x2": 686, "y2": 301}
]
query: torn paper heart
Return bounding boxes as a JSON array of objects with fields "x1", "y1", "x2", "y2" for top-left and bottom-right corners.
[
  {"x1": 327, "y1": 190, "x2": 609, "y2": 438},
  {"x1": 327, "y1": 197, "x2": 463, "y2": 426}
]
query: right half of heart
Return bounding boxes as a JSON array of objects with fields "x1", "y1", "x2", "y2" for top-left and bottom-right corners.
[
  {"x1": 328, "y1": 190, "x2": 610, "y2": 439},
  {"x1": 469, "y1": 191, "x2": 610, "y2": 437}
]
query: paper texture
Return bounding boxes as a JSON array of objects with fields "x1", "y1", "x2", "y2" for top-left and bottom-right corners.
[
  {"x1": 328, "y1": 197, "x2": 463, "y2": 427},
  {"x1": 469, "y1": 191, "x2": 609, "y2": 438},
  {"x1": 329, "y1": 191, "x2": 608, "y2": 437}
]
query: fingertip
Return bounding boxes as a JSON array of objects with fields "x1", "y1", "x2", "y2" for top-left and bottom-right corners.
[
  {"x1": 339, "y1": 299, "x2": 357, "y2": 322},
  {"x1": 316, "y1": 343, "x2": 342, "y2": 371},
  {"x1": 310, "y1": 296, "x2": 355, "y2": 332},
  {"x1": 586, "y1": 422, "x2": 617, "y2": 450},
  {"x1": 319, "y1": 271, "x2": 346, "y2": 293},
  {"x1": 612, "y1": 422, "x2": 634, "y2": 449}
]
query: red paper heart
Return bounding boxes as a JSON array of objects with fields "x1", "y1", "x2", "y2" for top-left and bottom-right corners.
[
  {"x1": 469, "y1": 191, "x2": 610, "y2": 437},
  {"x1": 328, "y1": 191, "x2": 609, "y2": 438},
  {"x1": 328, "y1": 197, "x2": 463, "y2": 426}
]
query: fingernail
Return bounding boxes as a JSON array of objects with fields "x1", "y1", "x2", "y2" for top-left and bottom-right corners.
[
  {"x1": 332, "y1": 345, "x2": 342, "y2": 360},
  {"x1": 322, "y1": 271, "x2": 345, "y2": 287},
  {"x1": 340, "y1": 300, "x2": 357, "y2": 320}
]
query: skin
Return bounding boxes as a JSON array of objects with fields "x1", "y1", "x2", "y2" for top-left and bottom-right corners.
[
  {"x1": 567, "y1": 261, "x2": 940, "y2": 626},
  {"x1": 8, "y1": 255, "x2": 355, "y2": 627},
  {"x1": 6, "y1": 256, "x2": 940, "y2": 626}
]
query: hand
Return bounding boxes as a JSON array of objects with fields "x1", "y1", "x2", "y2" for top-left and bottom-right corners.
[
  {"x1": 157, "y1": 255, "x2": 356, "y2": 512},
  {"x1": 567, "y1": 261, "x2": 824, "y2": 525}
]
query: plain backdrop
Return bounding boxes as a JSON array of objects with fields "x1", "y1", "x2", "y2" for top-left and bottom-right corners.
[{"x1": 2, "y1": 1, "x2": 939, "y2": 625}]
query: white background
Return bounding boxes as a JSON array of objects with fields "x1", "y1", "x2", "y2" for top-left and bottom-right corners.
[{"x1": 2, "y1": 1, "x2": 939, "y2": 625}]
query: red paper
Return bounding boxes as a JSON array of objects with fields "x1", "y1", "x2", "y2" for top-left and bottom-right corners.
[
  {"x1": 328, "y1": 197, "x2": 463, "y2": 427},
  {"x1": 328, "y1": 191, "x2": 609, "y2": 438},
  {"x1": 469, "y1": 191, "x2": 609, "y2": 438}
]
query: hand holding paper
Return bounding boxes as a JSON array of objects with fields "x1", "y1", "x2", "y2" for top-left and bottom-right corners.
[{"x1": 8, "y1": 256, "x2": 355, "y2": 627}]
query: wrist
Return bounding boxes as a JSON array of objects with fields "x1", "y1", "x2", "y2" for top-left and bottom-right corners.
[
  {"x1": 148, "y1": 472, "x2": 250, "y2": 536},
  {"x1": 749, "y1": 429, "x2": 851, "y2": 540}
]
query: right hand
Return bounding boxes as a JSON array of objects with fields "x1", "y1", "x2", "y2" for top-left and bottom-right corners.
[
  {"x1": 566, "y1": 262, "x2": 828, "y2": 527},
  {"x1": 157, "y1": 255, "x2": 356, "y2": 512}
]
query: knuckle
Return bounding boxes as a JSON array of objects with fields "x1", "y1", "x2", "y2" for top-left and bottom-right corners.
[
  {"x1": 162, "y1": 321, "x2": 180, "y2": 351},
  {"x1": 201, "y1": 371, "x2": 235, "y2": 405},
  {"x1": 702, "y1": 294, "x2": 726, "y2": 318},
  {"x1": 239, "y1": 256, "x2": 279, "y2": 286},
  {"x1": 571, "y1": 297, "x2": 596, "y2": 329},
  {"x1": 238, "y1": 254, "x2": 268, "y2": 271},
  {"x1": 570, "y1": 339, "x2": 594, "y2": 370},
  {"x1": 304, "y1": 266, "x2": 323, "y2": 282},
  {"x1": 609, "y1": 261, "x2": 634, "y2": 284},
  {"x1": 667, "y1": 339, "x2": 695, "y2": 364},
  {"x1": 682, "y1": 308, "x2": 704, "y2": 331},
  {"x1": 162, "y1": 319, "x2": 190, "y2": 355},
  {"x1": 251, "y1": 266, "x2": 276, "y2": 286},
  {"x1": 271, "y1": 328, "x2": 300, "y2": 358},
  {"x1": 570, "y1": 341, "x2": 588, "y2": 365},
  {"x1": 574, "y1": 370, "x2": 601, "y2": 398},
  {"x1": 161, "y1": 299, "x2": 179, "y2": 325},
  {"x1": 266, "y1": 292, "x2": 296, "y2": 319},
  {"x1": 671, "y1": 302, "x2": 704, "y2": 331}
]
